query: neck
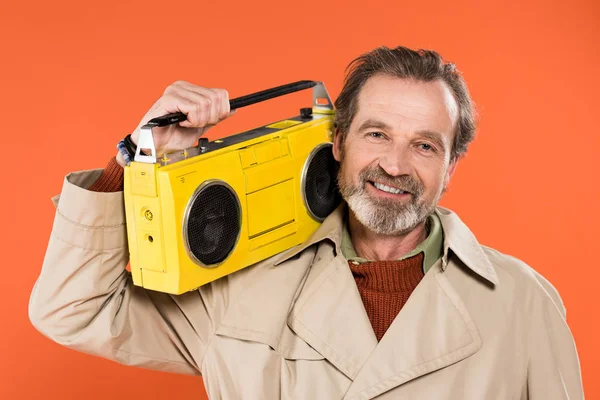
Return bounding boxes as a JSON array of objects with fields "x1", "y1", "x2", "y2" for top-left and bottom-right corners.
[{"x1": 348, "y1": 209, "x2": 429, "y2": 261}]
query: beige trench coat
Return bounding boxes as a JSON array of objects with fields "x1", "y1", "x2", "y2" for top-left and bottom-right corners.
[{"x1": 29, "y1": 168, "x2": 584, "y2": 399}]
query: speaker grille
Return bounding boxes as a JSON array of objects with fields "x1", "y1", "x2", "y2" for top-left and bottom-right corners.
[
  {"x1": 184, "y1": 182, "x2": 241, "y2": 267},
  {"x1": 302, "y1": 143, "x2": 341, "y2": 221}
]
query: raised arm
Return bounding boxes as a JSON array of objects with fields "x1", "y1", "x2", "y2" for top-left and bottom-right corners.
[{"x1": 29, "y1": 82, "x2": 235, "y2": 375}]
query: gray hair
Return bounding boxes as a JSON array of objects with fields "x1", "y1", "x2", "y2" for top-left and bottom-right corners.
[{"x1": 334, "y1": 46, "x2": 477, "y2": 163}]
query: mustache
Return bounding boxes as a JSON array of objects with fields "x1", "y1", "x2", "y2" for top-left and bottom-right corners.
[{"x1": 359, "y1": 167, "x2": 424, "y2": 196}]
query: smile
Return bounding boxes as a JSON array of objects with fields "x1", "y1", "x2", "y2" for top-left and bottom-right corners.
[{"x1": 371, "y1": 181, "x2": 409, "y2": 195}]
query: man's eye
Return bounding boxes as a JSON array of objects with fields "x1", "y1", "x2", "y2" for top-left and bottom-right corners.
[
  {"x1": 419, "y1": 143, "x2": 433, "y2": 151},
  {"x1": 368, "y1": 132, "x2": 385, "y2": 139}
]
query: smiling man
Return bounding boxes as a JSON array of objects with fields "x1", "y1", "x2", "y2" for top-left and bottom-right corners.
[
  {"x1": 335, "y1": 74, "x2": 456, "y2": 255},
  {"x1": 29, "y1": 46, "x2": 584, "y2": 399}
]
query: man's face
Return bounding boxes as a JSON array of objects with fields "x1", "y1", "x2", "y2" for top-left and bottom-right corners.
[{"x1": 333, "y1": 74, "x2": 459, "y2": 235}]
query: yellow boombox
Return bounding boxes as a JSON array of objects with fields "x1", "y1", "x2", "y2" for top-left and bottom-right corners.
[{"x1": 123, "y1": 81, "x2": 341, "y2": 294}]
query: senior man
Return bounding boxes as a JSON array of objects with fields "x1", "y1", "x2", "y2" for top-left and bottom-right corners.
[{"x1": 29, "y1": 46, "x2": 584, "y2": 399}]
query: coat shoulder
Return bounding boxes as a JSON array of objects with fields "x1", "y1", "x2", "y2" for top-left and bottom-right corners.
[
  {"x1": 480, "y1": 245, "x2": 566, "y2": 317},
  {"x1": 199, "y1": 244, "x2": 313, "y2": 308}
]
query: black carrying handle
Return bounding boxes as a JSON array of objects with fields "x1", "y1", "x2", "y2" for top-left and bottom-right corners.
[{"x1": 146, "y1": 80, "x2": 317, "y2": 127}]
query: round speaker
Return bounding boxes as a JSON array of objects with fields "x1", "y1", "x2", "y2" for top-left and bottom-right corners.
[
  {"x1": 301, "y1": 143, "x2": 342, "y2": 221},
  {"x1": 183, "y1": 181, "x2": 241, "y2": 267}
]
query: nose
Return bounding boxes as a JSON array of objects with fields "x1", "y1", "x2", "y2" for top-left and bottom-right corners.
[{"x1": 378, "y1": 145, "x2": 413, "y2": 177}]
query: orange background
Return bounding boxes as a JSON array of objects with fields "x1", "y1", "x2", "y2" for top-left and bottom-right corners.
[{"x1": 2, "y1": 0, "x2": 599, "y2": 398}]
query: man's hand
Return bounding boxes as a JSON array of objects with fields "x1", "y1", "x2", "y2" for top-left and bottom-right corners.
[{"x1": 116, "y1": 81, "x2": 235, "y2": 167}]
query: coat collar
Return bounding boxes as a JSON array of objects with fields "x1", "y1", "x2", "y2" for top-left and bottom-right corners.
[
  {"x1": 272, "y1": 203, "x2": 345, "y2": 266},
  {"x1": 218, "y1": 202, "x2": 497, "y2": 397},
  {"x1": 272, "y1": 203, "x2": 493, "y2": 396},
  {"x1": 275, "y1": 203, "x2": 499, "y2": 286}
]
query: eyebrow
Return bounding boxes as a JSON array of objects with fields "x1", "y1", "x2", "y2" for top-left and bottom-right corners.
[{"x1": 357, "y1": 119, "x2": 392, "y2": 133}]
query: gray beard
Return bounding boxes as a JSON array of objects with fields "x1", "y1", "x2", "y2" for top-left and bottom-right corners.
[
  {"x1": 344, "y1": 189, "x2": 433, "y2": 235},
  {"x1": 337, "y1": 165, "x2": 441, "y2": 235}
]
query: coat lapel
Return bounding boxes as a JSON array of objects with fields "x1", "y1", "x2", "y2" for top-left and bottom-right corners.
[
  {"x1": 215, "y1": 247, "x2": 315, "y2": 351},
  {"x1": 287, "y1": 248, "x2": 378, "y2": 379},
  {"x1": 219, "y1": 204, "x2": 377, "y2": 380},
  {"x1": 341, "y1": 207, "x2": 500, "y2": 399},
  {"x1": 278, "y1": 204, "x2": 379, "y2": 379},
  {"x1": 342, "y1": 261, "x2": 483, "y2": 399}
]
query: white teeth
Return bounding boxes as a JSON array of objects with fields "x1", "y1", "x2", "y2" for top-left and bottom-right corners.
[{"x1": 373, "y1": 182, "x2": 406, "y2": 194}]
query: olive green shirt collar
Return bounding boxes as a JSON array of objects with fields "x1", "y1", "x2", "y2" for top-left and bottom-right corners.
[{"x1": 340, "y1": 212, "x2": 444, "y2": 274}]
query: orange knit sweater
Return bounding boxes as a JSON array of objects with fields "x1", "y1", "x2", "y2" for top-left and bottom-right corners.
[
  {"x1": 89, "y1": 157, "x2": 425, "y2": 341},
  {"x1": 348, "y1": 253, "x2": 424, "y2": 341},
  {"x1": 88, "y1": 156, "x2": 124, "y2": 192}
]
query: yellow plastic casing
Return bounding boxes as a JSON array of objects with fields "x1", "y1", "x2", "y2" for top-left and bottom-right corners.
[{"x1": 123, "y1": 112, "x2": 335, "y2": 294}]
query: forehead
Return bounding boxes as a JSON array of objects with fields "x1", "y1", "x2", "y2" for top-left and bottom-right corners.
[{"x1": 353, "y1": 74, "x2": 459, "y2": 137}]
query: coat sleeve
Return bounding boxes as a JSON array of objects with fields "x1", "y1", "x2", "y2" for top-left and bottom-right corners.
[
  {"x1": 526, "y1": 273, "x2": 584, "y2": 399},
  {"x1": 29, "y1": 168, "x2": 225, "y2": 376}
]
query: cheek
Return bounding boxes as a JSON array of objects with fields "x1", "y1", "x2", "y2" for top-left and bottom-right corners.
[
  {"x1": 343, "y1": 142, "x2": 378, "y2": 179},
  {"x1": 340, "y1": 160, "x2": 360, "y2": 186},
  {"x1": 415, "y1": 161, "x2": 448, "y2": 194}
]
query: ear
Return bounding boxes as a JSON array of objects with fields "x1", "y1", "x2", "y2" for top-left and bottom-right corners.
[
  {"x1": 444, "y1": 159, "x2": 458, "y2": 187},
  {"x1": 332, "y1": 128, "x2": 343, "y2": 162}
]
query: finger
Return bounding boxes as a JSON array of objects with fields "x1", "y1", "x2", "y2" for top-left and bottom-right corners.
[
  {"x1": 165, "y1": 94, "x2": 211, "y2": 128},
  {"x1": 175, "y1": 81, "x2": 223, "y2": 107},
  {"x1": 158, "y1": 82, "x2": 235, "y2": 128},
  {"x1": 174, "y1": 88, "x2": 221, "y2": 127},
  {"x1": 177, "y1": 83, "x2": 230, "y2": 122},
  {"x1": 162, "y1": 82, "x2": 211, "y2": 126},
  {"x1": 169, "y1": 82, "x2": 233, "y2": 123},
  {"x1": 182, "y1": 86, "x2": 221, "y2": 125},
  {"x1": 176, "y1": 81, "x2": 220, "y2": 99},
  {"x1": 211, "y1": 88, "x2": 231, "y2": 120},
  {"x1": 208, "y1": 89, "x2": 221, "y2": 126}
]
